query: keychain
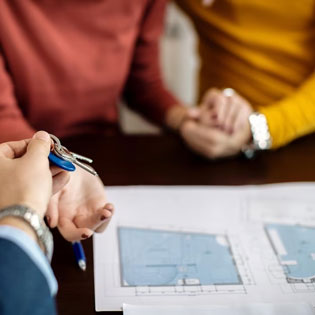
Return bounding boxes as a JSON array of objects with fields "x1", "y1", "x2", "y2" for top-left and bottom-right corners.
[{"x1": 48, "y1": 134, "x2": 98, "y2": 176}]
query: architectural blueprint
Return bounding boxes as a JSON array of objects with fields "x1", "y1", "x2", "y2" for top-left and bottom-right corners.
[
  {"x1": 265, "y1": 223, "x2": 315, "y2": 283},
  {"x1": 118, "y1": 227, "x2": 241, "y2": 287},
  {"x1": 94, "y1": 184, "x2": 315, "y2": 312}
]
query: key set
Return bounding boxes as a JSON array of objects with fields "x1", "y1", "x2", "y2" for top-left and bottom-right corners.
[{"x1": 48, "y1": 134, "x2": 98, "y2": 176}]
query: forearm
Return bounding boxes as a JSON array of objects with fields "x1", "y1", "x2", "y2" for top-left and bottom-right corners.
[
  {"x1": 258, "y1": 71, "x2": 315, "y2": 149},
  {"x1": 124, "y1": 0, "x2": 186, "y2": 127},
  {"x1": 124, "y1": 46, "x2": 183, "y2": 126}
]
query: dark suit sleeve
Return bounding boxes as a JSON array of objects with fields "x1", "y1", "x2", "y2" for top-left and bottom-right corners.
[{"x1": 0, "y1": 239, "x2": 56, "y2": 315}]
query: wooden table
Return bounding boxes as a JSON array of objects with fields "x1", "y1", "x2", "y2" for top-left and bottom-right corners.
[{"x1": 52, "y1": 132, "x2": 315, "y2": 315}]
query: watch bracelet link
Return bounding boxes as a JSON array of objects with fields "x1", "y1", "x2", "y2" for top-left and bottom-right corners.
[
  {"x1": 242, "y1": 112, "x2": 272, "y2": 159},
  {"x1": 0, "y1": 204, "x2": 53, "y2": 260}
]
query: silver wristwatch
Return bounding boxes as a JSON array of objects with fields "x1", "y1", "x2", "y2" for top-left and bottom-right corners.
[
  {"x1": 0, "y1": 205, "x2": 53, "y2": 260},
  {"x1": 242, "y1": 112, "x2": 272, "y2": 159}
]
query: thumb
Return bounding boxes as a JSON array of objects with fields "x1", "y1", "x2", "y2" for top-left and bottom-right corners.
[{"x1": 25, "y1": 131, "x2": 52, "y2": 159}]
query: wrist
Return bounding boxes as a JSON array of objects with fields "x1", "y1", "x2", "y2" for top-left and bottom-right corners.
[
  {"x1": 165, "y1": 105, "x2": 190, "y2": 131},
  {"x1": 243, "y1": 119, "x2": 253, "y2": 146},
  {"x1": 0, "y1": 216, "x2": 38, "y2": 244},
  {"x1": 0, "y1": 200, "x2": 46, "y2": 220},
  {"x1": 18, "y1": 201, "x2": 46, "y2": 219},
  {"x1": 0, "y1": 205, "x2": 53, "y2": 259}
]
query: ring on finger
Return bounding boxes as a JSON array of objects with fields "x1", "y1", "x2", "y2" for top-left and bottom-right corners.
[{"x1": 222, "y1": 88, "x2": 235, "y2": 98}]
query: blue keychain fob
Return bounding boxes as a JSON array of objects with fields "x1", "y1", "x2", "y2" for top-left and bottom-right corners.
[
  {"x1": 49, "y1": 152, "x2": 76, "y2": 172},
  {"x1": 48, "y1": 134, "x2": 97, "y2": 175}
]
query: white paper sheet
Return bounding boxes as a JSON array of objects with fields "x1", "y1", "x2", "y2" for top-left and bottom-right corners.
[
  {"x1": 123, "y1": 303, "x2": 315, "y2": 315},
  {"x1": 94, "y1": 183, "x2": 315, "y2": 312}
]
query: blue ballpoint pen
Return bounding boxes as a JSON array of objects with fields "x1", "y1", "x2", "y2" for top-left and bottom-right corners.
[{"x1": 72, "y1": 241, "x2": 87, "y2": 271}]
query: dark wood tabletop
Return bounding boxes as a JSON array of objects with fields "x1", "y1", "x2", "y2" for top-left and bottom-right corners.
[{"x1": 52, "y1": 132, "x2": 315, "y2": 315}]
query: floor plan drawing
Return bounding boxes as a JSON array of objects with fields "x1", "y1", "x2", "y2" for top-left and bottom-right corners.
[
  {"x1": 265, "y1": 223, "x2": 315, "y2": 284},
  {"x1": 118, "y1": 227, "x2": 242, "y2": 287}
]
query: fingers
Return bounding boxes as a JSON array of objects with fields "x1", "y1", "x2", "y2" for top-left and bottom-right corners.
[
  {"x1": 52, "y1": 171, "x2": 70, "y2": 195},
  {"x1": 186, "y1": 107, "x2": 201, "y2": 120},
  {"x1": 95, "y1": 203, "x2": 115, "y2": 233},
  {"x1": 180, "y1": 120, "x2": 227, "y2": 159},
  {"x1": 181, "y1": 90, "x2": 254, "y2": 159},
  {"x1": 233, "y1": 103, "x2": 248, "y2": 132},
  {"x1": 200, "y1": 89, "x2": 254, "y2": 135},
  {"x1": 202, "y1": 0, "x2": 215, "y2": 6},
  {"x1": 0, "y1": 139, "x2": 30, "y2": 159},
  {"x1": 213, "y1": 94, "x2": 229, "y2": 126},
  {"x1": 58, "y1": 216, "x2": 94, "y2": 242},
  {"x1": 95, "y1": 219, "x2": 112, "y2": 233},
  {"x1": 224, "y1": 94, "x2": 253, "y2": 132},
  {"x1": 199, "y1": 105, "x2": 219, "y2": 127},
  {"x1": 221, "y1": 97, "x2": 239, "y2": 133},
  {"x1": 201, "y1": 91, "x2": 229, "y2": 128},
  {"x1": 200, "y1": 88, "x2": 221, "y2": 126},
  {"x1": 46, "y1": 194, "x2": 60, "y2": 228},
  {"x1": 201, "y1": 88, "x2": 220, "y2": 105},
  {"x1": 73, "y1": 203, "x2": 114, "y2": 231},
  {"x1": 50, "y1": 165, "x2": 65, "y2": 176},
  {"x1": 183, "y1": 120, "x2": 226, "y2": 144},
  {"x1": 25, "y1": 131, "x2": 52, "y2": 161}
]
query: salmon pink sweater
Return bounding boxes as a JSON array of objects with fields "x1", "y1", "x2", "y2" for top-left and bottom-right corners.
[{"x1": 0, "y1": 0, "x2": 178, "y2": 141}]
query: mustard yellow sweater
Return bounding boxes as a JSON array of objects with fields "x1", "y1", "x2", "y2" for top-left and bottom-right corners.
[{"x1": 177, "y1": 0, "x2": 315, "y2": 148}]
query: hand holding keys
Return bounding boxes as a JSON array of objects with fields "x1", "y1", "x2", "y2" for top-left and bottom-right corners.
[
  {"x1": 45, "y1": 133, "x2": 113, "y2": 242},
  {"x1": 48, "y1": 134, "x2": 98, "y2": 176}
]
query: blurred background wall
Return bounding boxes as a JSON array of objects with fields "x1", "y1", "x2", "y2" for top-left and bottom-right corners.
[{"x1": 119, "y1": 3, "x2": 200, "y2": 134}]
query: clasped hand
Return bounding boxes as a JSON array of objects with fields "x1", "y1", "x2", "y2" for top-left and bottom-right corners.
[
  {"x1": 0, "y1": 131, "x2": 114, "y2": 242},
  {"x1": 180, "y1": 88, "x2": 254, "y2": 159}
]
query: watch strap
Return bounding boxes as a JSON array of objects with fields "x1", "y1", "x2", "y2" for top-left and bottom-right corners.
[
  {"x1": 0, "y1": 205, "x2": 53, "y2": 260},
  {"x1": 242, "y1": 112, "x2": 272, "y2": 159}
]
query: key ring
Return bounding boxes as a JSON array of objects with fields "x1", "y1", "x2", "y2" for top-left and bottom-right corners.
[
  {"x1": 50, "y1": 134, "x2": 74, "y2": 162},
  {"x1": 49, "y1": 134, "x2": 98, "y2": 176}
]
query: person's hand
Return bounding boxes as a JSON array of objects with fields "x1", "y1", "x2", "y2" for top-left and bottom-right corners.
[
  {"x1": 180, "y1": 118, "x2": 252, "y2": 159},
  {"x1": 0, "y1": 131, "x2": 70, "y2": 218},
  {"x1": 166, "y1": 94, "x2": 252, "y2": 159},
  {"x1": 177, "y1": 88, "x2": 253, "y2": 159},
  {"x1": 46, "y1": 167, "x2": 114, "y2": 242},
  {"x1": 199, "y1": 88, "x2": 253, "y2": 134}
]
